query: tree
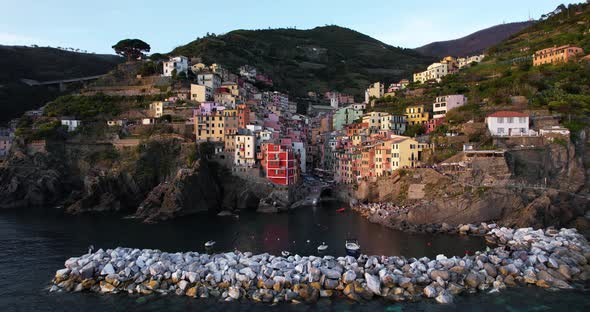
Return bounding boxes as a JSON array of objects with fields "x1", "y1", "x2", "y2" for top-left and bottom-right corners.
[{"x1": 112, "y1": 39, "x2": 151, "y2": 61}]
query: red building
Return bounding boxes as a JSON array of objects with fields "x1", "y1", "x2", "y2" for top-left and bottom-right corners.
[
  {"x1": 426, "y1": 117, "x2": 444, "y2": 134},
  {"x1": 265, "y1": 143, "x2": 297, "y2": 185}
]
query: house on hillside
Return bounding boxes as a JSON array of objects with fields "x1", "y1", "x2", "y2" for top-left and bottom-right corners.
[
  {"x1": 61, "y1": 117, "x2": 81, "y2": 132},
  {"x1": 404, "y1": 104, "x2": 430, "y2": 125},
  {"x1": 364, "y1": 82, "x2": 384, "y2": 103},
  {"x1": 162, "y1": 56, "x2": 189, "y2": 77},
  {"x1": 433, "y1": 95, "x2": 467, "y2": 119},
  {"x1": 190, "y1": 84, "x2": 212, "y2": 102},
  {"x1": 485, "y1": 111, "x2": 530, "y2": 136},
  {"x1": 197, "y1": 73, "x2": 222, "y2": 90},
  {"x1": 533, "y1": 45, "x2": 584, "y2": 66}
]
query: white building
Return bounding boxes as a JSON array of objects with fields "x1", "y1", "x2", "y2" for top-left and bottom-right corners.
[
  {"x1": 458, "y1": 54, "x2": 485, "y2": 69},
  {"x1": 433, "y1": 95, "x2": 467, "y2": 119},
  {"x1": 413, "y1": 62, "x2": 449, "y2": 83},
  {"x1": 380, "y1": 115, "x2": 407, "y2": 135},
  {"x1": 162, "y1": 56, "x2": 189, "y2": 77},
  {"x1": 234, "y1": 133, "x2": 256, "y2": 167},
  {"x1": 149, "y1": 101, "x2": 168, "y2": 118},
  {"x1": 485, "y1": 111, "x2": 530, "y2": 136},
  {"x1": 61, "y1": 118, "x2": 81, "y2": 132},
  {"x1": 196, "y1": 73, "x2": 222, "y2": 90},
  {"x1": 291, "y1": 141, "x2": 306, "y2": 173}
]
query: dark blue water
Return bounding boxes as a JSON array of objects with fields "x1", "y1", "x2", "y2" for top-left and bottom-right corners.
[{"x1": 0, "y1": 203, "x2": 588, "y2": 311}]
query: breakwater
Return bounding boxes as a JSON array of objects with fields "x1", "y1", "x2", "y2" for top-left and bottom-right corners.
[{"x1": 50, "y1": 226, "x2": 590, "y2": 304}]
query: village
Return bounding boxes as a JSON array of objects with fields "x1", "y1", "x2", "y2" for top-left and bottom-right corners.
[{"x1": 0, "y1": 44, "x2": 586, "y2": 192}]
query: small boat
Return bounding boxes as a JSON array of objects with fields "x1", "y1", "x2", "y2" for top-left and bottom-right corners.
[
  {"x1": 317, "y1": 242, "x2": 328, "y2": 252},
  {"x1": 204, "y1": 240, "x2": 216, "y2": 248},
  {"x1": 345, "y1": 239, "x2": 360, "y2": 257},
  {"x1": 281, "y1": 251, "x2": 291, "y2": 257},
  {"x1": 336, "y1": 207, "x2": 346, "y2": 213}
]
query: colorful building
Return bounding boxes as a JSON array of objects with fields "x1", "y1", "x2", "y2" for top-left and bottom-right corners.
[
  {"x1": 405, "y1": 104, "x2": 430, "y2": 125},
  {"x1": 390, "y1": 136, "x2": 427, "y2": 169},
  {"x1": 362, "y1": 112, "x2": 389, "y2": 133},
  {"x1": 533, "y1": 45, "x2": 584, "y2": 66},
  {"x1": 234, "y1": 132, "x2": 256, "y2": 167},
  {"x1": 380, "y1": 115, "x2": 407, "y2": 135},
  {"x1": 364, "y1": 82, "x2": 384, "y2": 103},
  {"x1": 433, "y1": 95, "x2": 467, "y2": 119},
  {"x1": 265, "y1": 143, "x2": 297, "y2": 185},
  {"x1": 195, "y1": 110, "x2": 225, "y2": 142},
  {"x1": 333, "y1": 105, "x2": 364, "y2": 130}
]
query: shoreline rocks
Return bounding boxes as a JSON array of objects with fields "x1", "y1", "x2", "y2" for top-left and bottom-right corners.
[{"x1": 50, "y1": 227, "x2": 590, "y2": 304}]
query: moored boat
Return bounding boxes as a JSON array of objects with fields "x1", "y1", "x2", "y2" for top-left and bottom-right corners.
[
  {"x1": 345, "y1": 239, "x2": 360, "y2": 257},
  {"x1": 317, "y1": 242, "x2": 328, "y2": 252},
  {"x1": 204, "y1": 240, "x2": 216, "y2": 248},
  {"x1": 281, "y1": 251, "x2": 291, "y2": 257}
]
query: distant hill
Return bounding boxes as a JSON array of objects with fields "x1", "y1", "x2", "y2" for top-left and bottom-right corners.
[
  {"x1": 415, "y1": 21, "x2": 535, "y2": 57},
  {"x1": 0, "y1": 45, "x2": 122, "y2": 123},
  {"x1": 171, "y1": 26, "x2": 434, "y2": 98}
]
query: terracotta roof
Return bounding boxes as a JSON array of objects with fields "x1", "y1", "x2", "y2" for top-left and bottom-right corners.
[{"x1": 487, "y1": 111, "x2": 528, "y2": 118}]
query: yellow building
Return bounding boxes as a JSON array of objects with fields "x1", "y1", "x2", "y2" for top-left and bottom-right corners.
[
  {"x1": 364, "y1": 82, "x2": 384, "y2": 103},
  {"x1": 190, "y1": 84, "x2": 211, "y2": 103},
  {"x1": 222, "y1": 81, "x2": 240, "y2": 97},
  {"x1": 390, "y1": 136, "x2": 428, "y2": 169},
  {"x1": 404, "y1": 104, "x2": 430, "y2": 125},
  {"x1": 195, "y1": 113, "x2": 225, "y2": 142}
]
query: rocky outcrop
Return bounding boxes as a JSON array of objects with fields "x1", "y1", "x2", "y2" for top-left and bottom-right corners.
[
  {"x1": 0, "y1": 150, "x2": 65, "y2": 209},
  {"x1": 50, "y1": 226, "x2": 590, "y2": 304},
  {"x1": 134, "y1": 160, "x2": 223, "y2": 223},
  {"x1": 66, "y1": 171, "x2": 142, "y2": 214}
]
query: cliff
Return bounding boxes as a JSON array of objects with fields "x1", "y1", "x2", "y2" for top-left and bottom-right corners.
[{"x1": 350, "y1": 141, "x2": 589, "y2": 233}]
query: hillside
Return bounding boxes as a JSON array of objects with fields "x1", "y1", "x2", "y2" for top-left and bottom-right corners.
[
  {"x1": 415, "y1": 21, "x2": 535, "y2": 57},
  {"x1": 0, "y1": 45, "x2": 122, "y2": 123},
  {"x1": 171, "y1": 26, "x2": 434, "y2": 98}
]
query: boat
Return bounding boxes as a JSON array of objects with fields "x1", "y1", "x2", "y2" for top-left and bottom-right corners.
[
  {"x1": 281, "y1": 251, "x2": 291, "y2": 257},
  {"x1": 204, "y1": 240, "x2": 216, "y2": 248},
  {"x1": 345, "y1": 239, "x2": 360, "y2": 257},
  {"x1": 336, "y1": 207, "x2": 346, "y2": 213},
  {"x1": 317, "y1": 242, "x2": 328, "y2": 252}
]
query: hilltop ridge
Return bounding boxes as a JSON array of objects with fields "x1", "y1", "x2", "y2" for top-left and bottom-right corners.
[{"x1": 171, "y1": 25, "x2": 434, "y2": 98}]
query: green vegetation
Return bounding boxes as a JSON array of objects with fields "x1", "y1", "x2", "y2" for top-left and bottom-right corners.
[
  {"x1": 403, "y1": 124, "x2": 426, "y2": 137},
  {"x1": 44, "y1": 94, "x2": 122, "y2": 119},
  {"x1": 112, "y1": 39, "x2": 151, "y2": 61},
  {"x1": 171, "y1": 26, "x2": 434, "y2": 97}
]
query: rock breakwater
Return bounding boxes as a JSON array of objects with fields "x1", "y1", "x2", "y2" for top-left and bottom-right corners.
[{"x1": 50, "y1": 227, "x2": 590, "y2": 304}]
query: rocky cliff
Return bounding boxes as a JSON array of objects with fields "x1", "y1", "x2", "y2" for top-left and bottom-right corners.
[
  {"x1": 350, "y1": 141, "x2": 589, "y2": 233},
  {"x1": 134, "y1": 160, "x2": 223, "y2": 223},
  {"x1": 0, "y1": 137, "x2": 290, "y2": 222}
]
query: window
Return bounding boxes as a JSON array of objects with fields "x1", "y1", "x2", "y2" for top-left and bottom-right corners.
[
  {"x1": 497, "y1": 117, "x2": 504, "y2": 123},
  {"x1": 497, "y1": 128, "x2": 504, "y2": 134},
  {"x1": 507, "y1": 117, "x2": 514, "y2": 123}
]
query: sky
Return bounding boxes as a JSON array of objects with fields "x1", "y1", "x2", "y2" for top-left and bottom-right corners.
[{"x1": 0, "y1": 0, "x2": 577, "y2": 54}]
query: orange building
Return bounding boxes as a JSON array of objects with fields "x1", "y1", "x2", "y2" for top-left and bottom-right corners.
[
  {"x1": 237, "y1": 104, "x2": 250, "y2": 129},
  {"x1": 533, "y1": 45, "x2": 584, "y2": 66}
]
